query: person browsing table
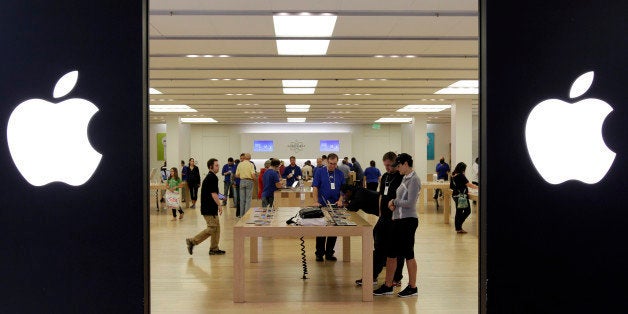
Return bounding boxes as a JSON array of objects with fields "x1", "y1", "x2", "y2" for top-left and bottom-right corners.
[
  {"x1": 282, "y1": 156, "x2": 302, "y2": 187},
  {"x1": 312, "y1": 153, "x2": 345, "y2": 262}
]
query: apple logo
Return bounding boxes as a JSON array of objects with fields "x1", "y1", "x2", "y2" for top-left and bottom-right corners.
[
  {"x1": 525, "y1": 71, "x2": 615, "y2": 184},
  {"x1": 6, "y1": 71, "x2": 102, "y2": 186}
]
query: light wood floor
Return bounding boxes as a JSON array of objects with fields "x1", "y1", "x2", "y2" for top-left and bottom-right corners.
[{"x1": 150, "y1": 195, "x2": 478, "y2": 313}]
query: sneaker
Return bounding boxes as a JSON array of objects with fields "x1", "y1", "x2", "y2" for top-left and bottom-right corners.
[
  {"x1": 325, "y1": 255, "x2": 337, "y2": 261},
  {"x1": 397, "y1": 286, "x2": 418, "y2": 297},
  {"x1": 355, "y1": 279, "x2": 377, "y2": 286},
  {"x1": 186, "y1": 238, "x2": 194, "y2": 255},
  {"x1": 209, "y1": 249, "x2": 226, "y2": 255},
  {"x1": 315, "y1": 255, "x2": 324, "y2": 262},
  {"x1": 179, "y1": 213, "x2": 184, "y2": 219},
  {"x1": 373, "y1": 284, "x2": 393, "y2": 296}
]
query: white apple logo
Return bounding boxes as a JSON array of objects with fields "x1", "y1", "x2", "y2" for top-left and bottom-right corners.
[
  {"x1": 525, "y1": 71, "x2": 615, "y2": 184},
  {"x1": 7, "y1": 71, "x2": 102, "y2": 186}
]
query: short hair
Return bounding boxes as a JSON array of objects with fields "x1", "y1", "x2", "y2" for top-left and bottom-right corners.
[
  {"x1": 270, "y1": 159, "x2": 281, "y2": 167},
  {"x1": 207, "y1": 158, "x2": 218, "y2": 169},
  {"x1": 327, "y1": 153, "x2": 339, "y2": 161},
  {"x1": 181, "y1": 160, "x2": 185, "y2": 165},
  {"x1": 383, "y1": 151, "x2": 397, "y2": 162},
  {"x1": 370, "y1": 160, "x2": 375, "y2": 167},
  {"x1": 264, "y1": 160, "x2": 271, "y2": 167},
  {"x1": 240, "y1": 153, "x2": 245, "y2": 157},
  {"x1": 189, "y1": 157, "x2": 195, "y2": 162},
  {"x1": 351, "y1": 157, "x2": 356, "y2": 163},
  {"x1": 290, "y1": 156, "x2": 296, "y2": 160},
  {"x1": 228, "y1": 157, "x2": 234, "y2": 162},
  {"x1": 321, "y1": 155, "x2": 327, "y2": 159}
]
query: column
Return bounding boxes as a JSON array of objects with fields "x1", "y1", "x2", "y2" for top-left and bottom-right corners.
[
  {"x1": 412, "y1": 115, "x2": 427, "y2": 181},
  {"x1": 166, "y1": 116, "x2": 181, "y2": 170},
  {"x1": 451, "y1": 99, "x2": 473, "y2": 167}
]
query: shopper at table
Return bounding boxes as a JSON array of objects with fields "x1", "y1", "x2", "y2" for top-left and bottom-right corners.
[
  {"x1": 235, "y1": 153, "x2": 256, "y2": 217},
  {"x1": 374, "y1": 153, "x2": 420, "y2": 297},
  {"x1": 351, "y1": 157, "x2": 364, "y2": 186},
  {"x1": 450, "y1": 162, "x2": 478, "y2": 234},
  {"x1": 433, "y1": 157, "x2": 450, "y2": 200},
  {"x1": 187, "y1": 158, "x2": 201, "y2": 209},
  {"x1": 258, "y1": 159, "x2": 271, "y2": 199},
  {"x1": 312, "y1": 153, "x2": 345, "y2": 262},
  {"x1": 354, "y1": 152, "x2": 405, "y2": 287},
  {"x1": 301, "y1": 160, "x2": 313, "y2": 181},
  {"x1": 261, "y1": 159, "x2": 282, "y2": 208},
  {"x1": 282, "y1": 156, "x2": 303, "y2": 187},
  {"x1": 186, "y1": 158, "x2": 225, "y2": 255}
]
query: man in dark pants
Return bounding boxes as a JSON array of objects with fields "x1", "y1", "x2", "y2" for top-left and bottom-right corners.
[
  {"x1": 312, "y1": 153, "x2": 345, "y2": 261},
  {"x1": 349, "y1": 152, "x2": 405, "y2": 286}
]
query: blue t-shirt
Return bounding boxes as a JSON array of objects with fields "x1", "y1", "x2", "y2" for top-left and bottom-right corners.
[
  {"x1": 181, "y1": 165, "x2": 189, "y2": 181},
  {"x1": 282, "y1": 164, "x2": 302, "y2": 187},
  {"x1": 262, "y1": 168, "x2": 280, "y2": 198},
  {"x1": 436, "y1": 162, "x2": 450, "y2": 180},
  {"x1": 222, "y1": 163, "x2": 236, "y2": 182},
  {"x1": 312, "y1": 167, "x2": 345, "y2": 205},
  {"x1": 364, "y1": 167, "x2": 381, "y2": 183}
]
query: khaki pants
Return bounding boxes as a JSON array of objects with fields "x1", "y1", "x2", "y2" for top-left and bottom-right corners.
[{"x1": 191, "y1": 215, "x2": 220, "y2": 251}]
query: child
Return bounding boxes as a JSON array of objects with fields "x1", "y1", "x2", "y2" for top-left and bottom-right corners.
[{"x1": 167, "y1": 167, "x2": 184, "y2": 220}]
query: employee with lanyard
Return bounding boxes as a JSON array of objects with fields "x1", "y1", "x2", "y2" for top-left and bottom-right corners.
[{"x1": 312, "y1": 153, "x2": 345, "y2": 262}]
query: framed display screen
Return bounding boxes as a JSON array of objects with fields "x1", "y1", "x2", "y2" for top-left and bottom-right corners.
[
  {"x1": 320, "y1": 140, "x2": 340, "y2": 152},
  {"x1": 253, "y1": 140, "x2": 274, "y2": 152}
]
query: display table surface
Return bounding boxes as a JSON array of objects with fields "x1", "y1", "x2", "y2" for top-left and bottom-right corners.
[
  {"x1": 233, "y1": 207, "x2": 374, "y2": 302},
  {"x1": 419, "y1": 181, "x2": 452, "y2": 223}
]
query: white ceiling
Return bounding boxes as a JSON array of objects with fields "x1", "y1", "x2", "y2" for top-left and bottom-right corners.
[{"x1": 149, "y1": 0, "x2": 478, "y2": 125}]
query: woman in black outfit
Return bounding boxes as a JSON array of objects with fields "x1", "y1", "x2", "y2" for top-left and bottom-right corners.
[
  {"x1": 187, "y1": 158, "x2": 201, "y2": 208},
  {"x1": 450, "y1": 162, "x2": 478, "y2": 233}
]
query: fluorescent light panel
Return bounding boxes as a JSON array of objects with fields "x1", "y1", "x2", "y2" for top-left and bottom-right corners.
[
  {"x1": 283, "y1": 87, "x2": 316, "y2": 94},
  {"x1": 149, "y1": 105, "x2": 197, "y2": 113},
  {"x1": 434, "y1": 80, "x2": 479, "y2": 94},
  {"x1": 285, "y1": 104, "x2": 310, "y2": 112},
  {"x1": 180, "y1": 118, "x2": 217, "y2": 123},
  {"x1": 273, "y1": 14, "x2": 337, "y2": 55},
  {"x1": 374, "y1": 117, "x2": 413, "y2": 123},
  {"x1": 149, "y1": 88, "x2": 162, "y2": 95},
  {"x1": 276, "y1": 40, "x2": 331, "y2": 55},
  {"x1": 282, "y1": 80, "x2": 318, "y2": 87},
  {"x1": 287, "y1": 118, "x2": 307, "y2": 123},
  {"x1": 397, "y1": 105, "x2": 452, "y2": 112}
]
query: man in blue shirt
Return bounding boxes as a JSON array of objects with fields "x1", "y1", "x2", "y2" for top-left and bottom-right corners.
[
  {"x1": 221, "y1": 157, "x2": 236, "y2": 206},
  {"x1": 312, "y1": 153, "x2": 345, "y2": 261},
  {"x1": 282, "y1": 156, "x2": 303, "y2": 187},
  {"x1": 261, "y1": 159, "x2": 282, "y2": 207},
  {"x1": 434, "y1": 157, "x2": 451, "y2": 201}
]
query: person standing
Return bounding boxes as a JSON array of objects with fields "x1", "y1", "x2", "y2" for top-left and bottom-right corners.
[
  {"x1": 313, "y1": 157, "x2": 325, "y2": 177},
  {"x1": 374, "y1": 153, "x2": 420, "y2": 297},
  {"x1": 363, "y1": 160, "x2": 382, "y2": 191},
  {"x1": 301, "y1": 160, "x2": 313, "y2": 181},
  {"x1": 433, "y1": 157, "x2": 450, "y2": 200},
  {"x1": 355, "y1": 152, "x2": 405, "y2": 287},
  {"x1": 187, "y1": 158, "x2": 201, "y2": 209},
  {"x1": 351, "y1": 157, "x2": 364, "y2": 186},
  {"x1": 261, "y1": 159, "x2": 282, "y2": 207},
  {"x1": 258, "y1": 160, "x2": 271, "y2": 199},
  {"x1": 221, "y1": 157, "x2": 236, "y2": 206},
  {"x1": 312, "y1": 153, "x2": 345, "y2": 261},
  {"x1": 471, "y1": 157, "x2": 479, "y2": 186},
  {"x1": 235, "y1": 153, "x2": 256, "y2": 217},
  {"x1": 450, "y1": 162, "x2": 478, "y2": 234},
  {"x1": 180, "y1": 160, "x2": 189, "y2": 181},
  {"x1": 233, "y1": 159, "x2": 241, "y2": 213},
  {"x1": 337, "y1": 159, "x2": 351, "y2": 181},
  {"x1": 185, "y1": 158, "x2": 226, "y2": 256},
  {"x1": 166, "y1": 167, "x2": 184, "y2": 221},
  {"x1": 282, "y1": 156, "x2": 303, "y2": 187}
]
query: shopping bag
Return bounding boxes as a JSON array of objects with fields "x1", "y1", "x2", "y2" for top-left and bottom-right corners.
[{"x1": 165, "y1": 190, "x2": 180, "y2": 208}]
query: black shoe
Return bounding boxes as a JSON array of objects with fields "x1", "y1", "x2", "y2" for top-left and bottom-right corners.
[
  {"x1": 209, "y1": 249, "x2": 226, "y2": 255},
  {"x1": 315, "y1": 255, "x2": 324, "y2": 262},
  {"x1": 373, "y1": 284, "x2": 393, "y2": 295},
  {"x1": 186, "y1": 238, "x2": 194, "y2": 255},
  {"x1": 397, "y1": 285, "x2": 418, "y2": 297},
  {"x1": 325, "y1": 255, "x2": 337, "y2": 261},
  {"x1": 356, "y1": 279, "x2": 377, "y2": 286}
]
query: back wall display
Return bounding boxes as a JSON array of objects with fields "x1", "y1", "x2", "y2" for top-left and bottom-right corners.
[
  {"x1": 157, "y1": 132, "x2": 166, "y2": 160},
  {"x1": 426, "y1": 132, "x2": 435, "y2": 160}
]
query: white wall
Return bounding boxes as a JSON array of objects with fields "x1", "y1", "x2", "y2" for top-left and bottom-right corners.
[{"x1": 149, "y1": 121, "x2": 475, "y2": 180}]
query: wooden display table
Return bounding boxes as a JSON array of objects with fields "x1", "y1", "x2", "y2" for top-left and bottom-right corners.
[
  {"x1": 233, "y1": 207, "x2": 374, "y2": 302},
  {"x1": 273, "y1": 187, "x2": 315, "y2": 207},
  {"x1": 419, "y1": 181, "x2": 451, "y2": 223}
]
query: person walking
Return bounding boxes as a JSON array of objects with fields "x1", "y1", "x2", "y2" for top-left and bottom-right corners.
[
  {"x1": 312, "y1": 153, "x2": 345, "y2": 261},
  {"x1": 187, "y1": 158, "x2": 201, "y2": 209},
  {"x1": 166, "y1": 167, "x2": 184, "y2": 221},
  {"x1": 450, "y1": 162, "x2": 479, "y2": 234},
  {"x1": 374, "y1": 153, "x2": 420, "y2": 297},
  {"x1": 185, "y1": 158, "x2": 226, "y2": 255}
]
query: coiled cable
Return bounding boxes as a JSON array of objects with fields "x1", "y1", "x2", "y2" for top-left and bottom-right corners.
[{"x1": 300, "y1": 236, "x2": 308, "y2": 279}]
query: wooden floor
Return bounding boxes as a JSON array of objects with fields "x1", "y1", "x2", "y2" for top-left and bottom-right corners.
[{"x1": 150, "y1": 195, "x2": 478, "y2": 313}]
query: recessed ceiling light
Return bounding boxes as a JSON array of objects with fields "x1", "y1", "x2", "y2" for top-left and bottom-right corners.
[
  {"x1": 287, "y1": 117, "x2": 306, "y2": 123},
  {"x1": 404, "y1": 55, "x2": 416, "y2": 58},
  {"x1": 186, "y1": 55, "x2": 199, "y2": 58},
  {"x1": 374, "y1": 117, "x2": 413, "y2": 123},
  {"x1": 149, "y1": 88, "x2": 162, "y2": 95},
  {"x1": 390, "y1": 55, "x2": 399, "y2": 58},
  {"x1": 150, "y1": 105, "x2": 197, "y2": 113},
  {"x1": 285, "y1": 104, "x2": 310, "y2": 112},
  {"x1": 283, "y1": 87, "x2": 316, "y2": 94},
  {"x1": 374, "y1": 55, "x2": 384, "y2": 58},
  {"x1": 434, "y1": 80, "x2": 479, "y2": 94},
  {"x1": 218, "y1": 55, "x2": 230, "y2": 58},
  {"x1": 180, "y1": 117, "x2": 217, "y2": 123},
  {"x1": 397, "y1": 105, "x2": 452, "y2": 112},
  {"x1": 282, "y1": 80, "x2": 318, "y2": 88}
]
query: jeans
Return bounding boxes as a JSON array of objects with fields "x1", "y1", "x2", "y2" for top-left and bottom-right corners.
[
  {"x1": 261, "y1": 196, "x2": 274, "y2": 208},
  {"x1": 239, "y1": 179, "x2": 253, "y2": 217},
  {"x1": 223, "y1": 181, "x2": 232, "y2": 204},
  {"x1": 315, "y1": 236, "x2": 337, "y2": 257}
]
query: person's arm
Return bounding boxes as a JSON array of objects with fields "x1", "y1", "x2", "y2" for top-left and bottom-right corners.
[
  {"x1": 466, "y1": 181, "x2": 478, "y2": 189},
  {"x1": 312, "y1": 186, "x2": 321, "y2": 207},
  {"x1": 211, "y1": 192, "x2": 223, "y2": 215},
  {"x1": 393, "y1": 177, "x2": 420, "y2": 209},
  {"x1": 234, "y1": 164, "x2": 241, "y2": 178}
]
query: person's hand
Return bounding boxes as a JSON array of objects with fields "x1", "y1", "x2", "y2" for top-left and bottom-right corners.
[
  {"x1": 218, "y1": 205, "x2": 223, "y2": 215},
  {"x1": 336, "y1": 200, "x2": 343, "y2": 207},
  {"x1": 388, "y1": 200, "x2": 395, "y2": 211},
  {"x1": 287, "y1": 173, "x2": 293, "y2": 178},
  {"x1": 313, "y1": 202, "x2": 321, "y2": 207}
]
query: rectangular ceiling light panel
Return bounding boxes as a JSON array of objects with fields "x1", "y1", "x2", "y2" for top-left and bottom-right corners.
[
  {"x1": 149, "y1": 88, "x2": 162, "y2": 94},
  {"x1": 287, "y1": 117, "x2": 307, "y2": 123},
  {"x1": 374, "y1": 117, "x2": 413, "y2": 123},
  {"x1": 397, "y1": 105, "x2": 452, "y2": 112},
  {"x1": 282, "y1": 80, "x2": 318, "y2": 87},
  {"x1": 273, "y1": 14, "x2": 337, "y2": 55},
  {"x1": 434, "y1": 80, "x2": 479, "y2": 95},
  {"x1": 276, "y1": 40, "x2": 331, "y2": 55},
  {"x1": 149, "y1": 105, "x2": 197, "y2": 113},
  {"x1": 285, "y1": 104, "x2": 310, "y2": 112},
  {"x1": 283, "y1": 87, "x2": 316, "y2": 94},
  {"x1": 180, "y1": 118, "x2": 217, "y2": 123}
]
